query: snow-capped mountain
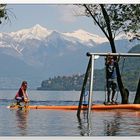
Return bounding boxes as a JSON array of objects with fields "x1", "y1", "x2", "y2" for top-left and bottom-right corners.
[
  {"x1": 0, "y1": 24, "x2": 139, "y2": 89},
  {"x1": 11, "y1": 24, "x2": 52, "y2": 41},
  {"x1": 64, "y1": 29, "x2": 107, "y2": 44},
  {"x1": 0, "y1": 24, "x2": 109, "y2": 67}
]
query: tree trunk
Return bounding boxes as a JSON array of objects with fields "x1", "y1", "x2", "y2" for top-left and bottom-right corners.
[
  {"x1": 134, "y1": 78, "x2": 140, "y2": 104},
  {"x1": 100, "y1": 4, "x2": 129, "y2": 104},
  {"x1": 109, "y1": 40, "x2": 128, "y2": 104},
  {"x1": 84, "y1": 4, "x2": 129, "y2": 104}
]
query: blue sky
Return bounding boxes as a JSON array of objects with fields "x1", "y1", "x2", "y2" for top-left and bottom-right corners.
[{"x1": 0, "y1": 4, "x2": 104, "y2": 36}]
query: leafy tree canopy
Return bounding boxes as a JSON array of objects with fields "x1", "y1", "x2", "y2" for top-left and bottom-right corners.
[
  {"x1": 78, "y1": 4, "x2": 140, "y2": 40},
  {"x1": 0, "y1": 4, "x2": 8, "y2": 24}
]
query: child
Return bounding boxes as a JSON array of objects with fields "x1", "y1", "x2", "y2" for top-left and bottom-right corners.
[{"x1": 15, "y1": 81, "x2": 30, "y2": 106}]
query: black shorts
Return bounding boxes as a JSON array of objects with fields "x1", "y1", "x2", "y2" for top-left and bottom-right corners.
[{"x1": 107, "y1": 80, "x2": 117, "y2": 91}]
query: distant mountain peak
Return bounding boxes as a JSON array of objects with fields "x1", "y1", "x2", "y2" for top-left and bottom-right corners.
[
  {"x1": 64, "y1": 29, "x2": 107, "y2": 44},
  {"x1": 74, "y1": 29, "x2": 90, "y2": 34},
  {"x1": 31, "y1": 24, "x2": 49, "y2": 33},
  {"x1": 32, "y1": 24, "x2": 45, "y2": 29},
  {"x1": 10, "y1": 24, "x2": 52, "y2": 40}
]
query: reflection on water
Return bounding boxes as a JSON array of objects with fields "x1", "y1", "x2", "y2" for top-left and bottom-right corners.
[
  {"x1": 77, "y1": 110, "x2": 93, "y2": 136},
  {"x1": 103, "y1": 111, "x2": 121, "y2": 136},
  {"x1": 77, "y1": 109, "x2": 140, "y2": 136},
  {"x1": 0, "y1": 90, "x2": 140, "y2": 136},
  {"x1": 15, "y1": 109, "x2": 29, "y2": 136},
  {"x1": 77, "y1": 111, "x2": 88, "y2": 136}
]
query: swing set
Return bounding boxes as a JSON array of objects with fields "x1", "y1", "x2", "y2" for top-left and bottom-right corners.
[{"x1": 77, "y1": 52, "x2": 140, "y2": 118}]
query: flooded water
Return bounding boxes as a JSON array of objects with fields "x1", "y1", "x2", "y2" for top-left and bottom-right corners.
[{"x1": 0, "y1": 90, "x2": 140, "y2": 136}]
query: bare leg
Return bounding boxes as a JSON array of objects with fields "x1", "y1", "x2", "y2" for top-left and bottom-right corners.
[
  {"x1": 111, "y1": 90, "x2": 116, "y2": 102},
  {"x1": 107, "y1": 90, "x2": 111, "y2": 103},
  {"x1": 107, "y1": 81, "x2": 111, "y2": 103},
  {"x1": 24, "y1": 101, "x2": 29, "y2": 107},
  {"x1": 111, "y1": 82, "x2": 117, "y2": 102}
]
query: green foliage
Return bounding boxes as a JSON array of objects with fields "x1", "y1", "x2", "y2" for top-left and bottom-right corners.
[
  {"x1": 37, "y1": 44, "x2": 140, "y2": 91},
  {"x1": 37, "y1": 74, "x2": 84, "y2": 91},
  {"x1": 81, "y1": 4, "x2": 140, "y2": 40},
  {"x1": 0, "y1": 4, "x2": 8, "y2": 24},
  {"x1": 120, "y1": 44, "x2": 140, "y2": 91},
  {"x1": 107, "y1": 5, "x2": 140, "y2": 34}
]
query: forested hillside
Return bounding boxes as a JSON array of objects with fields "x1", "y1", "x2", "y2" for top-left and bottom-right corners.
[{"x1": 37, "y1": 44, "x2": 140, "y2": 91}]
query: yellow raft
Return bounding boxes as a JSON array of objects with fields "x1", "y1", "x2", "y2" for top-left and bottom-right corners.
[{"x1": 7, "y1": 104, "x2": 140, "y2": 110}]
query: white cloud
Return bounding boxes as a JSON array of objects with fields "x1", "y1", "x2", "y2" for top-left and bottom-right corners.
[{"x1": 58, "y1": 5, "x2": 79, "y2": 23}]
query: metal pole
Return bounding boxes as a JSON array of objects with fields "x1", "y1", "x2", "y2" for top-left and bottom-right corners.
[
  {"x1": 87, "y1": 55, "x2": 95, "y2": 119},
  {"x1": 87, "y1": 52, "x2": 140, "y2": 57},
  {"x1": 77, "y1": 57, "x2": 91, "y2": 117},
  {"x1": 87, "y1": 115, "x2": 92, "y2": 136}
]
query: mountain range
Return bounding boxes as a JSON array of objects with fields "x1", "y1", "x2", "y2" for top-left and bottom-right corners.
[{"x1": 0, "y1": 24, "x2": 139, "y2": 89}]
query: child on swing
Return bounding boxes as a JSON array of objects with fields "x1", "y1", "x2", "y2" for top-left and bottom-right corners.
[{"x1": 105, "y1": 55, "x2": 119, "y2": 104}]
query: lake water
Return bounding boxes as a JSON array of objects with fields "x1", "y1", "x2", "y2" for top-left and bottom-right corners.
[{"x1": 0, "y1": 90, "x2": 140, "y2": 136}]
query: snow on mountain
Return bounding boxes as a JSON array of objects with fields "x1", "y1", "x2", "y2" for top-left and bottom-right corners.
[
  {"x1": 10, "y1": 24, "x2": 52, "y2": 41},
  {"x1": 64, "y1": 29, "x2": 108, "y2": 44},
  {"x1": 1, "y1": 24, "x2": 131, "y2": 52},
  {"x1": 0, "y1": 24, "x2": 138, "y2": 65},
  {"x1": 1, "y1": 24, "x2": 106, "y2": 64},
  {"x1": 0, "y1": 24, "x2": 139, "y2": 89},
  {"x1": 115, "y1": 33, "x2": 128, "y2": 40},
  {"x1": 0, "y1": 24, "x2": 138, "y2": 60},
  {"x1": 46, "y1": 30, "x2": 65, "y2": 43}
]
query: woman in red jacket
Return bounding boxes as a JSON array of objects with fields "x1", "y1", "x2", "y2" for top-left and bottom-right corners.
[{"x1": 15, "y1": 81, "x2": 30, "y2": 106}]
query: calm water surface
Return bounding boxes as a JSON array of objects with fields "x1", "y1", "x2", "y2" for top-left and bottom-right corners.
[{"x1": 0, "y1": 90, "x2": 140, "y2": 136}]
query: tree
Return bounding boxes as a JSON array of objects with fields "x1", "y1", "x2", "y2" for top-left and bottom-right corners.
[
  {"x1": 0, "y1": 4, "x2": 14, "y2": 24},
  {"x1": 77, "y1": 4, "x2": 140, "y2": 104},
  {"x1": 0, "y1": 4, "x2": 8, "y2": 24},
  {"x1": 134, "y1": 78, "x2": 140, "y2": 104}
]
